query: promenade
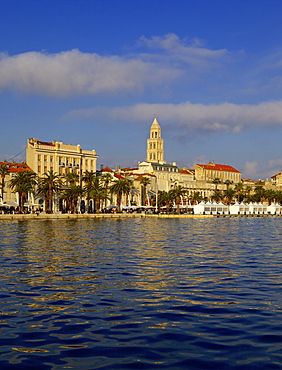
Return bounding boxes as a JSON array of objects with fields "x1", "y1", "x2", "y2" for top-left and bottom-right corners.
[
  {"x1": 0, "y1": 212, "x2": 213, "y2": 221},
  {"x1": 1, "y1": 212, "x2": 281, "y2": 221}
]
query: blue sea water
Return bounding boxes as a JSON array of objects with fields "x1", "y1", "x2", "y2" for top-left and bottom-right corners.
[{"x1": 0, "y1": 217, "x2": 281, "y2": 370}]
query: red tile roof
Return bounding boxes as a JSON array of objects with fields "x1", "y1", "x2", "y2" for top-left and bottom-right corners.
[
  {"x1": 179, "y1": 169, "x2": 194, "y2": 175},
  {"x1": 196, "y1": 163, "x2": 240, "y2": 173},
  {"x1": 134, "y1": 174, "x2": 155, "y2": 181},
  {"x1": 102, "y1": 167, "x2": 113, "y2": 172},
  {"x1": 37, "y1": 140, "x2": 54, "y2": 146},
  {"x1": 270, "y1": 173, "x2": 282, "y2": 180},
  {"x1": 0, "y1": 162, "x2": 33, "y2": 173},
  {"x1": 122, "y1": 167, "x2": 138, "y2": 171},
  {"x1": 29, "y1": 140, "x2": 55, "y2": 147},
  {"x1": 114, "y1": 173, "x2": 125, "y2": 179}
]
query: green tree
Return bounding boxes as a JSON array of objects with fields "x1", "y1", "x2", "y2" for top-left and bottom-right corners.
[
  {"x1": 123, "y1": 178, "x2": 134, "y2": 207},
  {"x1": 37, "y1": 170, "x2": 62, "y2": 213},
  {"x1": 253, "y1": 185, "x2": 266, "y2": 203},
  {"x1": 244, "y1": 185, "x2": 253, "y2": 203},
  {"x1": 170, "y1": 185, "x2": 187, "y2": 214},
  {"x1": 0, "y1": 163, "x2": 9, "y2": 202},
  {"x1": 110, "y1": 178, "x2": 131, "y2": 212},
  {"x1": 212, "y1": 178, "x2": 221, "y2": 191},
  {"x1": 65, "y1": 172, "x2": 79, "y2": 186},
  {"x1": 100, "y1": 172, "x2": 113, "y2": 192},
  {"x1": 100, "y1": 172, "x2": 113, "y2": 209},
  {"x1": 82, "y1": 171, "x2": 97, "y2": 212},
  {"x1": 9, "y1": 171, "x2": 37, "y2": 212},
  {"x1": 90, "y1": 188, "x2": 108, "y2": 213},
  {"x1": 234, "y1": 182, "x2": 244, "y2": 203},
  {"x1": 211, "y1": 189, "x2": 222, "y2": 203},
  {"x1": 67, "y1": 185, "x2": 84, "y2": 213},
  {"x1": 158, "y1": 190, "x2": 174, "y2": 212},
  {"x1": 190, "y1": 191, "x2": 203, "y2": 204},
  {"x1": 223, "y1": 188, "x2": 236, "y2": 205},
  {"x1": 224, "y1": 179, "x2": 232, "y2": 189}
]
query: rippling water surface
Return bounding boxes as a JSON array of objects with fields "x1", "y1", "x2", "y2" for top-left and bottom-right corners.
[{"x1": 0, "y1": 217, "x2": 282, "y2": 369}]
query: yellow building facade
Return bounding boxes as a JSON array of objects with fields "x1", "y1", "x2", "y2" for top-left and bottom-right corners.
[
  {"x1": 26, "y1": 138, "x2": 98, "y2": 178},
  {"x1": 195, "y1": 162, "x2": 241, "y2": 183}
]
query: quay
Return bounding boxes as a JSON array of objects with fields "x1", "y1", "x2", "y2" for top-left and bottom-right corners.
[
  {"x1": 0, "y1": 213, "x2": 213, "y2": 221},
  {"x1": 0, "y1": 212, "x2": 281, "y2": 221}
]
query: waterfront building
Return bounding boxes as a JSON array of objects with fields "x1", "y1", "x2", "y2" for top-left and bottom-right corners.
[
  {"x1": 195, "y1": 162, "x2": 241, "y2": 183},
  {"x1": 128, "y1": 117, "x2": 183, "y2": 193},
  {"x1": 119, "y1": 118, "x2": 243, "y2": 205},
  {"x1": 0, "y1": 161, "x2": 35, "y2": 208},
  {"x1": 26, "y1": 138, "x2": 98, "y2": 178},
  {"x1": 271, "y1": 172, "x2": 282, "y2": 187}
]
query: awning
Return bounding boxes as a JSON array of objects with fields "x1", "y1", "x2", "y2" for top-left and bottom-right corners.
[{"x1": 2, "y1": 201, "x2": 18, "y2": 207}]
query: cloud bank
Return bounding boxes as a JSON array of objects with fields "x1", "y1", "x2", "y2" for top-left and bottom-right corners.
[
  {"x1": 0, "y1": 49, "x2": 180, "y2": 96},
  {"x1": 63, "y1": 100, "x2": 282, "y2": 133},
  {"x1": 0, "y1": 34, "x2": 230, "y2": 97}
]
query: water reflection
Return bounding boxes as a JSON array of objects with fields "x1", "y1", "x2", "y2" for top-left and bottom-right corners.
[{"x1": 0, "y1": 218, "x2": 282, "y2": 369}]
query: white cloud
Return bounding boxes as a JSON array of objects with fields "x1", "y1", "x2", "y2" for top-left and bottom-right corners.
[
  {"x1": 63, "y1": 100, "x2": 282, "y2": 133},
  {"x1": 243, "y1": 161, "x2": 259, "y2": 178},
  {"x1": 0, "y1": 34, "x2": 231, "y2": 97},
  {"x1": 138, "y1": 34, "x2": 229, "y2": 67},
  {"x1": 267, "y1": 158, "x2": 282, "y2": 169},
  {"x1": 0, "y1": 49, "x2": 180, "y2": 97}
]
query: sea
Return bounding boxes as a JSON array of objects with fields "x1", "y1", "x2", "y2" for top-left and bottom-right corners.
[{"x1": 0, "y1": 217, "x2": 281, "y2": 370}]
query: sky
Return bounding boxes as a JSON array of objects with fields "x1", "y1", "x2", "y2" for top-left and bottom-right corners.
[{"x1": 1, "y1": 0, "x2": 282, "y2": 180}]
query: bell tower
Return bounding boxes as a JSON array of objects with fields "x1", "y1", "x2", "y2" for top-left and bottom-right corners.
[{"x1": 147, "y1": 117, "x2": 165, "y2": 163}]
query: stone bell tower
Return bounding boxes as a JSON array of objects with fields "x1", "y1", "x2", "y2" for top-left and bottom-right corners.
[{"x1": 146, "y1": 117, "x2": 165, "y2": 163}]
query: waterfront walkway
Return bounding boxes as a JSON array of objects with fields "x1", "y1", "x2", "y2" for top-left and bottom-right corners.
[
  {"x1": 1, "y1": 212, "x2": 281, "y2": 221},
  {"x1": 0, "y1": 212, "x2": 213, "y2": 221}
]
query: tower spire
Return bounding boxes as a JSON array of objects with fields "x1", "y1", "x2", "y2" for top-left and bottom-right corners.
[{"x1": 146, "y1": 117, "x2": 165, "y2": 163}]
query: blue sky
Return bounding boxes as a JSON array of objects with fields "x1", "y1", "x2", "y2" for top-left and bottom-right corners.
[{"x1": 1, "y1": 0, "x2": 282, "y2": 180}]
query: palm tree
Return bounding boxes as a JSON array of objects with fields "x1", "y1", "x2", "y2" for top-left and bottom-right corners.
[
  {"x1": 90, "y1": 188, "x2": 108, "y2": 213},
  {"x1": 82, "y1": 171, "x2": 97, "y2": 212},
  {"x1": 244, "y1": 185, "x2": 253, "y2": 203},
  {"x1": 100, "y1": 172, "x2": 113, "y2": 192},
  {"x1": 253, "y1": 185, "x2": 266, "y2": 203},
  {"x1": 99, "y1": 172, "x2": 113, "y2": 209},
  {"x1": 211, "y1": 189, "x2": 222, "y2": 203},
  {"x1": 265, "y1": 189, "x2": 277, "y2": 205},
  {"x1": 170, "y1": 185, "x2": 187, "y2": 214},
  {"x1": 67, "y1": 185, "x2": 84, "y2": 213},
  {"x1": 224, "y1": 179, "x2": 232, "y2": 189},
  {"x1": 37, "y1": 170, "x2": 62, "y2": 213},
  {"x1": 190, "y1": 191, "x2": 203, "y2": 205},
  {"x1": 124, "y1": 178, "x2": 133, "y2": 206},
  {"x1": 224, "y1": 188, "x2": 236, "y2": 205},
  {"x1": 212, "y1": 178, "x2": 221, "y2": 190},
  {"x1": 9, "y1": 171, "x2": 37, "y2": 212},
  {"x1": 140, "y1": 176, "x2": 151, "y2": 206},
  {"x1": 158, "y1": 190, "x2": 174, "y2": 213},
  {"x1": 110, "y1": 178, "x2": 131, "y2": 212},
  {"x1": 65, "y1": 172, "x2": 79, "y2": 186},
  {"x1": 234, "y1": 182, "x2": 244, "y2": 203},
  {"x1": 0, "y1": 163, "x2": 9, "y2": 202}
]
